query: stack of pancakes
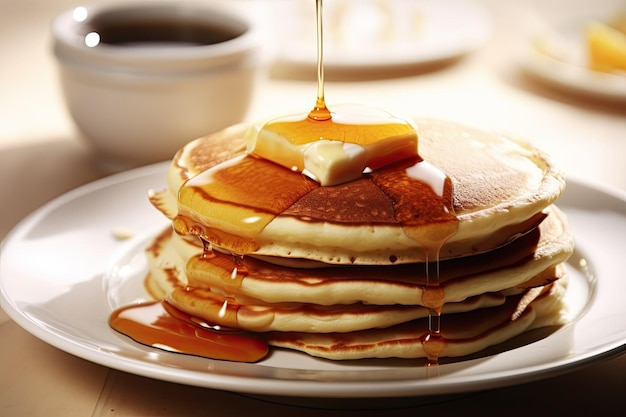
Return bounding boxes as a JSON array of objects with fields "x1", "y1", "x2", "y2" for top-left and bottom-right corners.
[{"x1": 146, "y1": 118, "x2": 574, "y2": 361}]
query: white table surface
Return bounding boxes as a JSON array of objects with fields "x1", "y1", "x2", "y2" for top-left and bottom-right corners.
[{"x1": 1, "y1": 0, "x2": 625, "y2": 415}]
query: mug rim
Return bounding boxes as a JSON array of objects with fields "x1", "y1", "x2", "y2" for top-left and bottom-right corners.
[{"x1": 52, "y1": 1, "x2": 262, "y2": 74}]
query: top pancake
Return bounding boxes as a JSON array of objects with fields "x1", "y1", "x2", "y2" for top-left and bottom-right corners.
[{"x1": 151, "y1": 118, "x2": 565, "y2": 265}]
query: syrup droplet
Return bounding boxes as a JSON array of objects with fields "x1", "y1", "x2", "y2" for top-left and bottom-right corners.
[
  {"x1": 421, "y1": 331, "x2": 446, "y2": 366},
  {"x1": 201, "y1": 238, "x2": 215, "y2": 259}
]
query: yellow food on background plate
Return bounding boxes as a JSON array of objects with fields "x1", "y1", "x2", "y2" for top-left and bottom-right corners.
[{"x1": 586, "y1": 20, "x2": 626, "y2": 73}]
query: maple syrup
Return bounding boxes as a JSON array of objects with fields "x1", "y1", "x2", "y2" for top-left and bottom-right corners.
[
  {"x1": 309, "y1": 0, "x2": 330, "y2": 122},
  {"x1": 174, "y1": 154, "x2": 318, "y2": 254}
]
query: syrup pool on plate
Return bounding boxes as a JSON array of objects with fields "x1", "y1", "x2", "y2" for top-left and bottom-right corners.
[{"x1": 109, "y1": 300, "x2": 268, "y2": 362}]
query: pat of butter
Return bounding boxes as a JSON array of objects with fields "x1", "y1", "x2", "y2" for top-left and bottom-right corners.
[
  {"x1": 303, "y1": 140, "x2": 367, "y2": 185},
  {"x1": 245, "y1": 122, "x2": 308, "y2": 172},
  {"x1": 245, "y1": 105, "x2": 419, "y2": 186}
]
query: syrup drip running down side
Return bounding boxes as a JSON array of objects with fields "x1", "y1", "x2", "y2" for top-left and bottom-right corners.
[
  {"x1": 404, "y1": 159, "x2": 457, "y2": 364},
  {"x1": 309, "y1": 0, "x2": 330, "y2": 122},
  {"x1": 369, "y1": 157, "x2": 458, "y2": 364}
]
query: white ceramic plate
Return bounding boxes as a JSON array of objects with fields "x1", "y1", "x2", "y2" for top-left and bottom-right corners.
[
  {"x1": 270, "y1": 0, "x2": 492, "y2": 71},
  {"x1": 522, "y1": 19, "x2": 626, "y2": 100},
  {"x1": 1, "y1": 163, "x2": 625, "y2": 398}
]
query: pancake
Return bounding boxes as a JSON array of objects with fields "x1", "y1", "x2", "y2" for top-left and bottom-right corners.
[
  {"x1": 145, "y1": 205, "x2": 572, "y2": 308},
  {"x1": 144, "y1": 228, "x2": 198, "y2": 300},
  {"x1": 144, "y1": 226, "x2": 570, "y2": 358},
  {"x1": 267, "y1": 277, "x2": 569, "y2": 360},
  {"x1": 166, "y1": 285, "x2": 508, "y2": 333},
  {"x1": 151, "y1": 118, "x2": 565, "y2": 265}
]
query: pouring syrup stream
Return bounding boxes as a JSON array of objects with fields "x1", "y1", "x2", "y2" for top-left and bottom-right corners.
[{"x1": 308, "y1": 0, "x2": 331, "y2": 121}]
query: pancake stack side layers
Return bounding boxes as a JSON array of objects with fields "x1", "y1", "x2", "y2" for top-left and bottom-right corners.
[{"x1": 135, "y1": 116, "x2": 574, "y2": 362}]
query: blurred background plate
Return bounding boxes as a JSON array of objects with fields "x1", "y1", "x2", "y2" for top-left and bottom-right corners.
[
  {"x1": 520, "y1": 0, "x2": 626, "y2": 101},
  {"x1": 268, "y1": 0, "x2": 492, "y2": 74}
]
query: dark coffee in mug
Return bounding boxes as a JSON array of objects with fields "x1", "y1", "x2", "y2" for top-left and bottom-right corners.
[{"x1": 85, "y1": 12, "x2": 246, "y2": 47}]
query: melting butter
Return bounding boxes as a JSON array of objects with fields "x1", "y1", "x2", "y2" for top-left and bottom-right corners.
[
  {"x1": 245, "y1": 104, "x2": 418, "y2": 186},
  {"x1": 302, "y1": 140, "x2": 367, "y2": 185}
]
